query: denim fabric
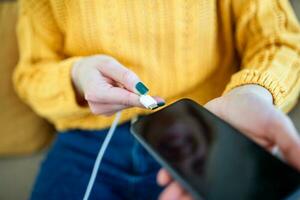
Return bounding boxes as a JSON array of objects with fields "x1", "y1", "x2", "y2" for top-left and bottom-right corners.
[{"x1": 30, "y1": 122, "x2": 162, "y2": 200}]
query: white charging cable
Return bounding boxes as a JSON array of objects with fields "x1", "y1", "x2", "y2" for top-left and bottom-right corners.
[
  {"x1": 83, "y1": 111, "x2": 122, "y2": 200},
  {"x1": 83, "y1": 94, "x2": 158, "y2": 200}
]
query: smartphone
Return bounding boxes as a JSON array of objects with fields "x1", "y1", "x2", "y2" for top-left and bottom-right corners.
[{"x1": 130, "y1": 99, "x2": 300, "y2": 200}]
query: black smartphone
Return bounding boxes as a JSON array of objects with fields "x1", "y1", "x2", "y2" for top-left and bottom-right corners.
[{"x1": 130, "y1": 99, "x2": 300, "y2": 200}]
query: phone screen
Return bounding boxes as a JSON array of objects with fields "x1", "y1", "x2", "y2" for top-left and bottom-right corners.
[{"x1": 131, "y1": 99, "x2": 300, "y2": 200}]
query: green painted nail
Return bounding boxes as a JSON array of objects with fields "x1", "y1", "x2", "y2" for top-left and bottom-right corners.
[
  {"x1": 136, "y1": 82, "x2": 149, "y2": 95},
  {"x1": 157, "y1": 102, "x2": 165, "y2": 107}
]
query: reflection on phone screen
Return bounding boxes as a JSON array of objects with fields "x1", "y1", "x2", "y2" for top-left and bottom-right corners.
[{"x1": 143, "y1": 104, "x2": 211, "y2": 180}]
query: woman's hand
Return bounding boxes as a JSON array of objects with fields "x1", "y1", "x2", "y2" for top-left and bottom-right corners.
[
  {"x1": 157, "y1": 84, "x2": 300, "y2": 200},
  {"x1": 71, "y1": 55, "x2": 164, "y2": 116}
]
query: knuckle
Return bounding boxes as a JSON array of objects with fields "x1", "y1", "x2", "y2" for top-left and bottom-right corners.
[
  {"x1": 84, "y1": 92, "x2": 97, "y2": 102},
  {"x1": 84, "y1": 88, "x2": 104, "y2": 102},
  {"x1": 280, "y1": 143, "x2": 291, "y2": 155},
  {"x1": 89, "y1": 105, "x2": 102, "y2": 115},
  {"x1": 121, "y1": 69, "x2": 134, "y2": 85},
  {"x1": 121, "y1": 92, "x2": 133, "y2": 106},
  {"x1": 278, "y1": 139, "x2": 295, "y2": 157}
]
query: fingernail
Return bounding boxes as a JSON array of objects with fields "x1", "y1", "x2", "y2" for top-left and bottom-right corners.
[
  {"x1": 157, "y1": 102, "x2": 165, "y2": 107},
  {"x1": 136, "y1": 82, "x2": 149, "y2": 95}
]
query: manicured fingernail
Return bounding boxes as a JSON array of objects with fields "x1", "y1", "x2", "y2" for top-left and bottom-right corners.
[
  {"x1": 136, "y1": 82, "x2": 149, "y2": 95},
  {"x1": 157, "y1": 102, "x2": 165, "y2": 107}
]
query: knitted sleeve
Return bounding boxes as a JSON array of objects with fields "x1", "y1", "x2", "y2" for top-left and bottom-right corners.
[
  {"x1": 13, "y1": 0, "x2": 89, "y2": 124},
  {"x1": 225, "y1": 0, "x2": 300, "y2": 112}
]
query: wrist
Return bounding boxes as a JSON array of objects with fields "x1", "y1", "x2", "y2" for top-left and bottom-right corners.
[{"x1": 226, "y1": 84, "x2": 273, "y2": 105}]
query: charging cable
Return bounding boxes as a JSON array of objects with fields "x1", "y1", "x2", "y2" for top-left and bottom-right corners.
[
  {"x1": 83, "y1": 93, "x2": 158, "y2": 200},
  {"x1": 83, "y1": 111, "x2": 122, "y2": 200}
]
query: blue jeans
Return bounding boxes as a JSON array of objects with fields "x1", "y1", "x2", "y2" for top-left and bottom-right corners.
[{"x1": 30, "y1": 122, "x2": 163, "y2": 200}]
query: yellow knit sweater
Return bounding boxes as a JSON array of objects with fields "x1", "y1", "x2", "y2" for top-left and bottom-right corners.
[{"x1": 14, "y1": 0, "x2": 300, "y2": 131}]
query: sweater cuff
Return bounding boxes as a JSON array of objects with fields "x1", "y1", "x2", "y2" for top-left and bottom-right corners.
[
  {"x1": 223, "y1": 69, "x2": 288, "y2": 107},
  {"x1": 59, "y1": 57, "x2": 90, "y2": 117}
]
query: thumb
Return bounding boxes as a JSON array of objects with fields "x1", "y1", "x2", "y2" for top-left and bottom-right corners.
[
  {"x1": 96, "y1": 56, "x2": 149, "y2": 95},
  {"x1": 157, "y1": 169, "x2": 173, "y2": 186}
]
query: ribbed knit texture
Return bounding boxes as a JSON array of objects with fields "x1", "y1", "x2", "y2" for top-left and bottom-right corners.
[{"x1": 14, "y1": 0, "x2": 300, "y2": 130}]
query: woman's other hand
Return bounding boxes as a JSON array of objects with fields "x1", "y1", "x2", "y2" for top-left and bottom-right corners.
[{"x1": 157, "y1": 84, "x2": 300, "y2": 200}]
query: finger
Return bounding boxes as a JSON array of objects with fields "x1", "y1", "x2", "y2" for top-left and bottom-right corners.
[
  {"x1": 159, "y1": 182, "x2": 186, "y2": 200},
  {"x1": 88, "y1": 102, "x2": 130, "y2": 115},
  {"x1": 104, "y1": 87, "x2": 143, "y2": 107},
  {"x1": 86, "y1": 84, "x2": 165, "y2": 108},
  {"x1": 248, "y1": 135, "x2": 274, "y2": 149},
  {"x1": 96, "y1": 56, "x2": 148, "y2": 94},
  {"x1": 101, "y1": 107, "x2": 131, "y2": 116},
  {"x1": 102, "y1": 111, "x2": 121, "y2": 116},
  {"x1": 181, "y1": 193, "x2": 194, "y2": 200},
  {"x1": 157, "y1": 169, "x2": 173, "y2": 186},
  {"x1": 153, "y1": 96, "x2": 166, "y2": 105},
  {"x1": 85, "y1": 86, "x2": 142, "y2": 107},
  {"x1": 102, "y1": 76, "x2": 116, "y2": 86},
  {"x1": 266, "y1": 110, "x2": 300, "y2": 170},
  {"x1": 101, "y1": 106, "x2": 131, "y2": 116},
  {"x1": 267, "y1": 111, "x2": 300, "y2": 170}
]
